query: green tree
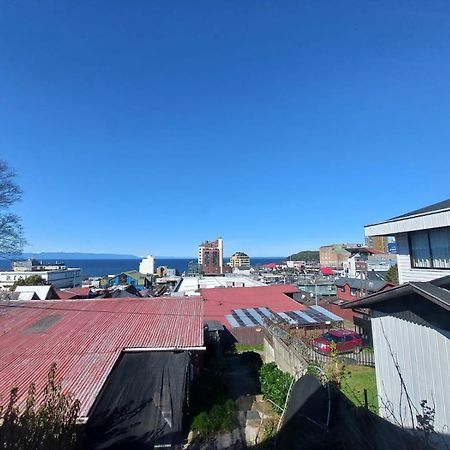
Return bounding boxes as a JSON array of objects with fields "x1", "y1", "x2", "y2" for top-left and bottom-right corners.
[
  {"x1": 385, "y1": 264, "x2": 399, "y2": 285},
  {"x1": 0, "y1": 160, "x2": 25, "y2": 255},
  {"x1": 9, "y1": 275, "x2": 47, "y2": 291}
]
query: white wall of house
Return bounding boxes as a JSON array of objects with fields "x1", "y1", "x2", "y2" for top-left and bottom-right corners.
[
  {"x1": 396, "y1": 233, "x2": 449, "y2": 284},
  {"x1": 372, "y1": 313, "x2": 450, "y2": 436}
]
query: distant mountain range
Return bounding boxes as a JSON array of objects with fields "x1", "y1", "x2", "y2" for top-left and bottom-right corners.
[{"x1": 15, "y1": 252, "x2": 141, "y2": 260}]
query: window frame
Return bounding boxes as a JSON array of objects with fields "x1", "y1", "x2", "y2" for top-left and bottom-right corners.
[{"x1": 408, "y1": 227, "x2": 450, "y2": 270}]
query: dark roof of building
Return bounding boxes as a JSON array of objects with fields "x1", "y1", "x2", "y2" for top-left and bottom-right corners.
[
  {"x1": 342, "y1": 275, "x2": 450, "y2": 331},
  {"x1": 342, "y1": 275, "x2": 450, "y2": 312},
  {"x1": 334, "y1": 277, "x2": 391, "y2": 293},
  {"x1": 389, "y1": 198, "x2": 450, "y2": 220},
  {"x1": 345, "y1": 247, "x2": 383, "y2": 255},
  {"x1": 366, "y1": 271, "x2": 386, "y2": 281}
]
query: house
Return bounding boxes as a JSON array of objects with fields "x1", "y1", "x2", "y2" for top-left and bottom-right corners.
[
  {"x1": 105, "y1": 270, "x2": 152, "y2": 290},
  {"x1": 0, "y1": 297, "x2": 204, "y2": 448},
  {"x1": 342, "y1": 275, "x2": 450, "y2": 446},
  {"x1": 342, "y1": 247, "x2": 395, "y2": 278},
  {"x1": 365, "y1": 198, "x2": 450, "y2": 284},
  {"x1": 201, "y1": 285, "x2": 344, "y2": 345},
  {"x1": 335, "y1": 277, "x2": 394, "y2": 302}
]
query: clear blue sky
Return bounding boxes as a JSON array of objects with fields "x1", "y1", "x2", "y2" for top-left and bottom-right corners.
[{"x1": 1, "y1": 1, "x2": 450, "y2": 257}]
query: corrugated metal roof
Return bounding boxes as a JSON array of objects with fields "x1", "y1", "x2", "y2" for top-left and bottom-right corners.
[
  {"x1": 201, "y1": 284, "x2": 303, "y2": 326},
  {"x1": 0, "y1": 297, "x2": 204, "y2": 417}
]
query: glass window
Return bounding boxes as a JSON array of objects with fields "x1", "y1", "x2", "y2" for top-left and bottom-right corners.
[
  {"x1": 322, "y1": 332, "x2": 338, "y2": 342},
  {"x1": 410, "y1": 231, "x2": 431, "y2": 268},
  {"x1": 410, "y1": 228, "x2": 450, "y2": 269},
  {"x1": 429, "y1": 228, "x2": 450, "y2": 269}
]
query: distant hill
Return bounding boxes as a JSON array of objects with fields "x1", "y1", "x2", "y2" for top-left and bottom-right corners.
[
  {"x1": 287, "y1": 250, "x2": 319, "y2": 262},
  {"x1": 17, "y1": 252, "x2": 141, "y2": 260}
]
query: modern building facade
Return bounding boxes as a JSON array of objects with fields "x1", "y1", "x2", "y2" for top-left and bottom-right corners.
[
  {"x1": 198, "y1": 237, "x2": 223, "y2": 275},
  {"x1": 229, "y1": 251, "x2": 250, "y2": 269},
  {"x1": 0, "y1": 259, "x2": 81, "y2": 289},
  {"x1": 365, "y1": 198, "x2": 450, "y2": 284}
]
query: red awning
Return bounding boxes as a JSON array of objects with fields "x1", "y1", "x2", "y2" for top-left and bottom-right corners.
[{"x1": 320, "y1": 267, "x2": 335, "y2": 275}]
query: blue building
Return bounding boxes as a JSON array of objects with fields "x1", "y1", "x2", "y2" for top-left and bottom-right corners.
[{"x1": 106, "y1": 270, "x2": 152, "y2": 291}]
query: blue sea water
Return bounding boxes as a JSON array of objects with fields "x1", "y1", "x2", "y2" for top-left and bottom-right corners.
[{"x1": 0, "y1": 257, "x2": 285, "y2": 278}]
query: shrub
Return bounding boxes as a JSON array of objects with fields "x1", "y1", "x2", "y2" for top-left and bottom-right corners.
[
  {"x1": 0, "y1": 363, "x2": 80, "y2": 450},
  {"x1": 191, "y1": 399, "x2": 237, "y2": 436},
  {"x1": 259, "y1": 363, "x2": 293, "y2": 412}
]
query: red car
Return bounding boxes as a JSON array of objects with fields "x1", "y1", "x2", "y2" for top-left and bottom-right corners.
[{"x1": 313, "y1": 329, "x2": 363, "y2": 355}]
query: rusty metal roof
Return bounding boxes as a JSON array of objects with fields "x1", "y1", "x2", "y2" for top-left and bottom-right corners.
[{"x1": 0, "y1": 297, "x2": 204, "y2": 417}]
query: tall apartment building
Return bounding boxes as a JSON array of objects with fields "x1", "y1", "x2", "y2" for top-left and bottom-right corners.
[
  {"x1": 229, "y1": 252, "x2": 251, "y2": 269},
  {"x1": 319, "y1": 243, "x2": 360, "y2": 269},
  {"x1": 198, "y1": 237, "x2": 223, "y2": 275}
]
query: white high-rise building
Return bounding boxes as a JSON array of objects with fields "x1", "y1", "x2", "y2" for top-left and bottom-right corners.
[{"x1": 139, "y1": 255, "x2": 154, "y2": 275}]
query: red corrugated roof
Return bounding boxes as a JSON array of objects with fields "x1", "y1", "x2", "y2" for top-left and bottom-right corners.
[
  {"x1": 261, "y1": 263, "x2": 278, "y2": 269},
  {"x1": 0, "y1": 297, "x2": 203, "y2": 417},
  {"x1": 201, "y1": 284, "x2": 304, "y2": 325},
  {"x1": 55, "y1": 290, "x2": 78, "y2": 299},
  {"x1": 62, "y1": 287, "x2": 91, "y2": 297}
]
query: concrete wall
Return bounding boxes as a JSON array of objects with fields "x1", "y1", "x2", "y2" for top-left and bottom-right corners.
[{"x1": 263, "y1": 329, "x2": 308, "y2": 378}]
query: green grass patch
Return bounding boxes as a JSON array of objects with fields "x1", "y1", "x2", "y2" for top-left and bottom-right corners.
[
  {"x1": 341, "y1": 365, "x2": 378, "y2": 414},
  {"x1": 234, "y1": 343, "x2": 264, "y2": 353}
]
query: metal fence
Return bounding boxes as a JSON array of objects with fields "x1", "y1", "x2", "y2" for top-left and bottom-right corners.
[{"x1": 265, "y1": 322, "x2": 375, "y2": 367}]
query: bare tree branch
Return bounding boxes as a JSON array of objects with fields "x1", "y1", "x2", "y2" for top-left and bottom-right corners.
[
  {"x1": 0, "y1": 160, "x2": 22, "y2": 209},
  {"x1": 0, "y1": 160, "x2": 25, "y2": 254}
]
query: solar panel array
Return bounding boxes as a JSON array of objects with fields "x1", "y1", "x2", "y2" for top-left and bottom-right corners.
[{"x1": 225, "y1": 306, "x2": 343, "y2": 328}]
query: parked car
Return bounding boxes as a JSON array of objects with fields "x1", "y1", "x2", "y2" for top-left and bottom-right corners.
[{"x1": 313, "y1": 329, "x2": 363, "y2": 355}]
